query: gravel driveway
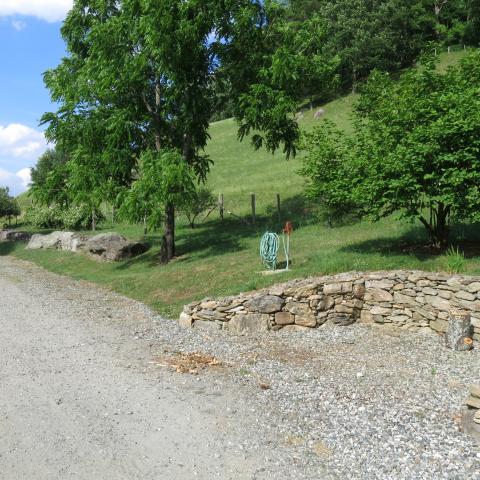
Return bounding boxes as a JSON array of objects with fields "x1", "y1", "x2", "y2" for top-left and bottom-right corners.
[{"x1": 0, "y1": 255, "x2": 479, "y2": 479}]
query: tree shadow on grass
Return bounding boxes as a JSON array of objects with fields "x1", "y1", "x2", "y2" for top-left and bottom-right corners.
[
  {"x1": 114, "y1": 218, "x2": 259, "y2": 270},
  {"x1": 0, "y1": 242, "x2": 15, "y2": 256},
  {"x1": 113, "y1": 194, "x2": 361, "y2": 271},
  {"x1": 340, "y1": 222, "x2": 480, "y2": 261},
  {"x1": 174, "y1": 217, "x2": 261, "y2": 262}
]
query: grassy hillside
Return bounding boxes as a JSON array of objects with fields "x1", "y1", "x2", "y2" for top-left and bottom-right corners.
[
  {"x1": 204, "y1": 49, "x2": 465, "y2": 215},
  {"x1": 205, "y1": 94, "x2": 357, "y2": 215},
  {"x1": 5, "y1": 50, "x2": 479, "y2": 319},
  {"x1": 16, "y1": 191, "x2": 32, "y2": 210}
]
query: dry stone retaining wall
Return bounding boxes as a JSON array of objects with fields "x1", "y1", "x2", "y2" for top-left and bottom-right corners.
[{"x1": 180, "y1": 270, "x2": 480, "y2": 341}]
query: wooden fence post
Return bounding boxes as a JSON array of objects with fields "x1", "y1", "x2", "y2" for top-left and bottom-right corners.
[
  {"x1": 219, "y1": 193, "x2": 224, "y2": 220},
  {"x1": 251, "y1": 193, "x2": 256, "y2": 224},
  {"x1": 276, "y1": 194, "x2": 281, "y2": 221}
]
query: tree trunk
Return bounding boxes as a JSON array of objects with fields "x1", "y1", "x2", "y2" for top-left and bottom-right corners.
[
  {"x1": 91, "y1": 207, "x2": 96, "y2": 232},
  {"x1": 445, "y1": 311, "x2": 472, "y2": 351},
  {"x1": 154, "y1": 83, "x2": 162, "y2": 152},
  {"x1": 419, "y1": 203, "x2": 450, "y2": 248},
  {"x1": 143, "y1": 213, "x2": 148, "y2": 236},
  {"x1": 160, "y1": 202, "x2": 175, "y2": 264}
]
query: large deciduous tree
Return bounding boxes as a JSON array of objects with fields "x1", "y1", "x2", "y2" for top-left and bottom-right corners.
[
  {"x1": 0, "y1": 187, "x2": 20, "y2": 225},
  {"x1": 30, "y1": 148, "x2": 70, "y2": 207},
  {"x1": 42, "y1": 0, "x2": 302, "y2": 263},
  {"x1": 301, "y1": 50, "x2": 480, "y2": 248}
]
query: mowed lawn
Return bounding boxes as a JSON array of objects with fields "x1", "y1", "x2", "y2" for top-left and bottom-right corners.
[{"x1": 4, "y1": 50, "x2": 479, "y2": 319}]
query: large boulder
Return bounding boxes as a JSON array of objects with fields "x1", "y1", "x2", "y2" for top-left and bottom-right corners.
[
  {"x1": 0, "y1": 230, "x2": 31, "y2": 242},
  {"x1": 27, "y1": 231, "x2": 86, "y2": 251},
  {"x1": 83, "y1": 233, "x2": 148, "y2": 261}
]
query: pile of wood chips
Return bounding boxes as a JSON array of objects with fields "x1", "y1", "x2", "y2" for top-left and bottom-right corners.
[{"x1": 155, "y1": 352, "x2": 223, "y2": 374}]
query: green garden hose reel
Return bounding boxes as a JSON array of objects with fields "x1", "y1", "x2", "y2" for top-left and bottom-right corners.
[{"x1": 260, "y1": 222, "x2": 292, "y2": 271}]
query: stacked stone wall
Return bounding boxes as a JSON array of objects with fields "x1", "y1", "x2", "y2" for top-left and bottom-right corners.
[{"x1": 180, "y1": 270, "x2": 480, "y2": 341}]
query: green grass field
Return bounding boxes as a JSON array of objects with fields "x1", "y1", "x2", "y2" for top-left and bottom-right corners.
[{"x1": 4, "y1": 50, "x2": 479, "y2": 319}]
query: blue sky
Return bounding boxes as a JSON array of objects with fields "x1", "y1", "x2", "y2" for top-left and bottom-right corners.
[{"x1": 0, "y1": 1, "x2": 72, "y2": 195}]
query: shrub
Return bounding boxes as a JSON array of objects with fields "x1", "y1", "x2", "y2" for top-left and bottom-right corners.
[
  {"x1": 24, "y1": 203, "x2": 104, "y2": 230},
  {"x1": 24, "y1": 204, "x2": 63, "y2": 229},
  {"x1": 61, "y1": 204, "x2": 104, "y2": 230},
  {"x1": 180, "y1": 187, "x2": 217, "y2": 228}
]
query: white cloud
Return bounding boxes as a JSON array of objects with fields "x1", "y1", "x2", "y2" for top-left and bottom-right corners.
[
  {"x1": 0, "y1": 123, "x2": 47, "y2": 160},
  {"x1": 0, "y1": 0, "x2": 73, "y2": 23},
  {"x1": 0, "y1": 123, "x2": 47, "y2": 194},
  {"x1": 11, "y1": 19, "x2": 26, "y2": 30},
  {"x1": 0, "y1": 167, "x2": 31, "y2": 195},
  {"x1": 16, "y1": 167, "x2": 32, "y2": 188}
]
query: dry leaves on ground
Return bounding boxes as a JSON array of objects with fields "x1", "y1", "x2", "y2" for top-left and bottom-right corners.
[{"x1": 154, "y1": 352, "x2": 224, "y2": 374}]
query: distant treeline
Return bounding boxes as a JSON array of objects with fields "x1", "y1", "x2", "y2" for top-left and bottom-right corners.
[{"x1": 213, "y1": 0, "x2": 480, "y2": 120}]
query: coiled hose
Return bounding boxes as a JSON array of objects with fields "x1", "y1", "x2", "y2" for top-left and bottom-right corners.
[{"x1": 260, "y1": 232, "x2": 279, "y2": 270}]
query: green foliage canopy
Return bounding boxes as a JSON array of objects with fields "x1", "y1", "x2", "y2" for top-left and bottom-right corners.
[
  {"x1": 301, "y1": 50, "x2": 480, "y2": 248},
  {"x1": 0, "y1": 187, "x2": 20, "y2": 226},
  {"x1": 42, "y1": 0, "x2": 306, "y2": 261}
]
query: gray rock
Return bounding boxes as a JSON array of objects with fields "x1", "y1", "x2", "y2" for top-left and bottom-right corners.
[
  {"x1": 194, "y1": 309, "x2": 226, "y2": 322},
  {"x1": 393, "y1": 291, "x2": 417, "y2": 306},
  {"x1": 430, "y1": 319, "x2": 448, "y2": 333},
  {"x1": 330, "y1": 314, "x2": 355, "y2": 326},
  {"x1": 323, "y1": 282, "x2": 352, "y2": 295},
  {"x1": 178, "y1": 312, "x2": 193, "y2": 328},
  {"x1": 280, "y1": 324, "x2": 311, "y2": 332},
  {"x1": 466, "y1": 396, "x2": 480, "y2": 409},
  {"x1": 437, "y1": 289, "x2": 452, "y2": 299},
  {"x1": 469, "y1": 384, "x2": 480, "y2": 398},
  {"x1": 455, "y1": 290, "x2": 476, "y2": 301},
  {"x1": 226, "y1": 313, "x2": 270, "y2": 334},
  {"x1": 365, "y1": 279, "x2": 394, "y2": 290},
  {"x1": 353, "y1": 284, "x2": 366, "y2": 299},
  {"x1": 370, "y1": 305, "x2": 391, "y2": 316},
  {"x1": 275, "y1": 311, "x2": 295, "y2": 325},
  {"x1": 387, "y1": 315, "x2": 410, "y2": 325},
  {"x1": 359, "y1": 311, "x2": 373, "y2": 323},
  {"x1": 84, "y1": 233, "x2": 148, "y2": 262},
  {"x1": 285, "y1": 301, "x2": 311, "y2": 316},
  {"x1": 193, "y1": 320, "x2": 222, "y2": 331},
  {"x1": 466, "y1": 282, "x2": 480, "y2": 294},
  {"x1": 268, "y1": 284, "x2": 285, "y2": 296},
  {"x1": 424, "y1": 295, "x2": 452, "y2": 312},
  {"x1": 0, "y1": 230, "x2": 31, "y2": 242},
  {"x1": 245, "y1": 295, "x2": 284, "y2": 314},
  {"x1": 295, "y1": 314, "x2": 316, "y2": 328},
  {"x1": 335, "y1": 305, "x2": 353, "y2": 314},
  {"x1": 27, "y1": 231, "x2": 86, "y2": 251},
  {"x1": 365, "y1": 288, "x2": 393, "y2": 302}
]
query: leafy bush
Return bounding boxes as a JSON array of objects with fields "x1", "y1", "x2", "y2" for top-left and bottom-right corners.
[
  {"x1": 24, "y1": 203, "x2": 104, "y2": 230},
  {"x1": 180, "y1": 187, "x2": 217, "y2": 228},
  {"x1": 24, "y1": 204, "x2": 63, "y2": 229},
  {"x1": 62, "y1": 204, "x2": 104, "y2": 230}
]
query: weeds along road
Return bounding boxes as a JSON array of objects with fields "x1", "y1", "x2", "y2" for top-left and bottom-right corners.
[{"x1": 0, "y1": 256, "x2": 288, "y2": 480}]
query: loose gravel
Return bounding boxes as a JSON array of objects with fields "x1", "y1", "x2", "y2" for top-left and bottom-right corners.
[{"x1": 1, "y1": 256, "x2": 479, "y2": 479}]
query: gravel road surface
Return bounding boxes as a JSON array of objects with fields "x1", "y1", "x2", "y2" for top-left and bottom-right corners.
[
  {"x1": 1, "y1": 255, "x2": 479, "y2": 480},
  {"x1": 0, "y1": 256, "x2": 301, "y2": 480}
]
